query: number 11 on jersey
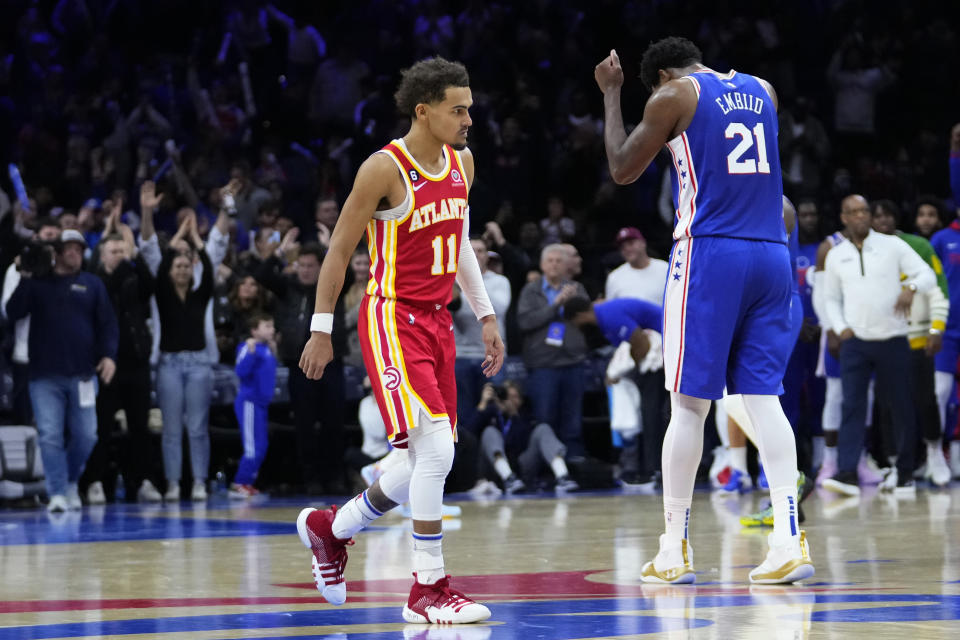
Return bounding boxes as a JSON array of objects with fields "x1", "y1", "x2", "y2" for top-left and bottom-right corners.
[{"x1": 431, "y1": 234, "x2": 458, "y2": 275}]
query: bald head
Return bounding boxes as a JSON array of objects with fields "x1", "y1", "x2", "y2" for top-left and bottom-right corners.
[
  {"x1": 840, "y1": 194, "x2": 871, "y2": 241},
  {"x1": 841, "y1": 194, "x2": 869, "y2": 214}
]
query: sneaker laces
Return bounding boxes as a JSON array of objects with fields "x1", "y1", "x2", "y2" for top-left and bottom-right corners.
[
  {"x1": 317, "y1": 541, "x2": 353, "y2": 586},
  {"x1": 309, "y1": 505, "x2": 354, "y2": 585},
  {"x1": 425, "y1": 576, "x2": 474, "y2": 611}
]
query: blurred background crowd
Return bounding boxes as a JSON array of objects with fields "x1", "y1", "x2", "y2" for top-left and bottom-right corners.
[{"x1": 0, "y1": 0, "x2": 959, "y2": 507}]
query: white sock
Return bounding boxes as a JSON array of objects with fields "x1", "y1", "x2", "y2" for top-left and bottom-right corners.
[
  {"x1": 493, "y1": 457, "x2": 512, "y2": 480},
  {"x1": 935, "y1": 371, "x2": 953, "y2": 428},
  {"x1": 812, "y1": 436, "x2": 825, "y2": 470},
  {"x1": 412, "y1": 532, "x2": 444, "y2": 585},
  {"x1": 770, "y1": 484, "x2": 800, "y2": 542},
  {"x1": 663, "y1": 497, "x2": 691, "y2": 544},
  {"x1": 729, "y1": 446, "x2": 747, "y2": 473},
  {"x1": 928, "y1": 442, "x2": 945, "y2": 471},
  {"x1": 550, "y1": 456, "x2": 569, "y2": 478},
  {"x1": 332, "y1": 490, "x2": 381, "y2": 539},
  {"x1": 823, "y1": 377, "x2": 842, "y2": 432},
  {"x1": 824, "y1": 445, "x2": 838, "y2": 466},
  {"x1": 659, "y1": 393, "x2": 708, "y2": 547}
]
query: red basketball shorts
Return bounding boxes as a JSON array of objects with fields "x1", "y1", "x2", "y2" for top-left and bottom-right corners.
[{"x1": 357, "y1": 295, "x2": 457, "y2": 448}]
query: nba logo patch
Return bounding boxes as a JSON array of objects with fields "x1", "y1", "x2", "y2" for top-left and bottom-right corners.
[
  {"x1": 409, "y1": 169, "x2": 419, "y2": 182},
  {"x1": 451, "y1": 169, "x2": 462, "y2": 183},
  {"x1": 383, "y1": 366, "x2": 403, "y2": 391}
]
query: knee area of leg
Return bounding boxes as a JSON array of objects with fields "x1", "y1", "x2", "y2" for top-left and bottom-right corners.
[
  {"x1": 740, "y1": 394, "x2": 779, "y2": 414},
  {"x1": 672, "y1": 394, "x2": 711, "y2": 421},
  {"x1": 411, "y1": 427, "x2": 454, "y2": 479},
  {"x1": 532, "y1": 422, "x2": 554, "y2": 437}
]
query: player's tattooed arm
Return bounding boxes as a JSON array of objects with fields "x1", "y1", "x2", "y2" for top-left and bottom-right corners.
[{"x1": 595, "y1": 51, "x2": 688, "y2": 186}]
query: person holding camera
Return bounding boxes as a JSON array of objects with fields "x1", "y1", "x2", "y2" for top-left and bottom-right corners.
[
  {"x1": 472, "y1": 381, "x2": 578, "y2": 494},
  {"x1": 5, "y1": 229, "x2": 118, "y2": 512},
  {"x1": 1, "y1": 217, "x2": 61, "y2": 424}
]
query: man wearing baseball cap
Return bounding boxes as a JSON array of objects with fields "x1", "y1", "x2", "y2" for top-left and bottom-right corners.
[
  {"x1": 604, "y1": 227, "x2": 670, "y2": 488},
  {"x1": 606, "y1": 227, "x2": 669, "y2": 304},
  {"x1": 5, "y1": 227, "x2": 118, "y2": 512}
]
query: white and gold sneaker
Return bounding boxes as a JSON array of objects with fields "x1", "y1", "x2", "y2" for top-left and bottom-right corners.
[
  {"x1": 749, "y1": 530, "x2": 815, "y2": 584},
  {"x1": 641, "y1": 535, "x2": 696, "y2": 584}
]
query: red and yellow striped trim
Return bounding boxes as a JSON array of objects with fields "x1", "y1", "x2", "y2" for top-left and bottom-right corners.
[{"x1": 365, "y1": 296, "x2": 449, "y2": 441}]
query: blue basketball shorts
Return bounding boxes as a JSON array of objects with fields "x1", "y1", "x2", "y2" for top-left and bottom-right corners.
[{"x1": 663, "y1": 236, "x2": 793, "y2": 400}]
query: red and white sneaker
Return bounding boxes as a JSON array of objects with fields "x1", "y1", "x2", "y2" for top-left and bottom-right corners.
[
  {"x1": 296, "y1": 506, "x2": 353, "y2": 605},
  {"x1": 228, "y1": 484, "x2": 260, "y2": 499},
  {"x1": 402, "y1": 574, "x2": 491, "y2": 624}
]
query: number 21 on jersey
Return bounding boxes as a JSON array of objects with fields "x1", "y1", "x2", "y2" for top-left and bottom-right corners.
[
  {"x1": 431, "y1": 234, "x2": 458, "y2": 275},
  {"x1": 725, "y1": 122, "x2": 770, "y2": 175}
]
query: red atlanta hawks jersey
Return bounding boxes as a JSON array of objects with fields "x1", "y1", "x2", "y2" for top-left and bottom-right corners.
[{"x1": 365, "y1": 139, "x2": 469, "y2": 307}]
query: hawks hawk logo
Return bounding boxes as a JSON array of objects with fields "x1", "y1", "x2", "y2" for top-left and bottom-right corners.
[{"x1": 383, "y1": 366, "x2": 403, "y2": 391}]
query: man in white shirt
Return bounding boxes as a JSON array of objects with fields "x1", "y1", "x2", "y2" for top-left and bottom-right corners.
[
  {"x1": 605, "y1": 227, "x2": 669, "y2": 303},
  {"x1": 453, "y1": 238, "x2": 511, "y2": 427},
  {"x1": 605, "y1": 228, "x2": 669, "y2": 486},
  {"x1": 822, "y1": 194, "x2": 936, "y2": 496}
]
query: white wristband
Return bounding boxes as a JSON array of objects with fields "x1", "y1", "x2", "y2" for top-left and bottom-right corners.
[{"x1": 310, "y1": 313, "x2": 334, "y2": 334}]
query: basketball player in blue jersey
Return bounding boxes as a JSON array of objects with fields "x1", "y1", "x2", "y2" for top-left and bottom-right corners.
[{"x1": 595, "y1": 37, "x2": 814, "y2": 584}]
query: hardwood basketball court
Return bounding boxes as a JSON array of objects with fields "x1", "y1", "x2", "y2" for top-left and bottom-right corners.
[{"x1": 1, "y1": 486, "x2": 958, "y2": 639}]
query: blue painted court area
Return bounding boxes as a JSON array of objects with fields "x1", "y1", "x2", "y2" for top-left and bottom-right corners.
[
  {"x1": 2, "y1": 594, "x2": 959, "y2": 639},
  {"x1": 0, "y1": 506, "x2": 294, "y2": 545}
]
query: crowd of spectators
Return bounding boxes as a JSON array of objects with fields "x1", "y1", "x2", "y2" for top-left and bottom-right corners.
[{"x1": 0, "y1": 1, "x2": 959, "y2": 506}]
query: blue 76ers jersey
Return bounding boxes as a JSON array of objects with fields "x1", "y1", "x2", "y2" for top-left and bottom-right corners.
[{"x1": 668, "y1": 70, "x2": 785, "y2": 244}]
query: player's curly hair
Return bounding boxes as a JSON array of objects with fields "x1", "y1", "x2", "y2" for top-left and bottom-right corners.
[
  {"x1": 640, "y1": 37, "x2": 703, "y2": 91},
  {"x1": 914, "y1": 194, "x2": 947, "y2": 223},
  {"x1": 394, "y1": 57, "x2": 470, "y2": 118}
]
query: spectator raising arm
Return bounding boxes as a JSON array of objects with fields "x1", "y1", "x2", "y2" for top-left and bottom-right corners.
[
  {"x1": 205, "y1": 180, "x2": 239, "y2": 270},
  {"x1": 139, "y1": 180, "x2": 163, "y2": 275}
]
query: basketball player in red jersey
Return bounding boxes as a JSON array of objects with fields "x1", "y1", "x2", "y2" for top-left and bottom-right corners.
[{"x1": 295, "y1": 57, "x2": 503, "y2": 624}]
